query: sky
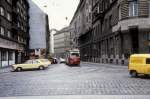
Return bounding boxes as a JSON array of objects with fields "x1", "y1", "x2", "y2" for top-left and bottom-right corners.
[{"x1": 32, "y1": 0, "x2": 80, "y2": 30}]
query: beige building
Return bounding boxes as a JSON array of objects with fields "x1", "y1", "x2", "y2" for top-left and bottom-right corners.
[{"x1": 54, "y1": 27, "x2": 71, "y2": 58}]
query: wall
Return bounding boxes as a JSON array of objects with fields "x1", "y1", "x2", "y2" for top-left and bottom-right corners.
[
  {"x1": 29, "y1": 0, "x2": 47, "y2": 49},
  {"x1": 54, "y1": 27, "x2": 71, "y2": 58}
]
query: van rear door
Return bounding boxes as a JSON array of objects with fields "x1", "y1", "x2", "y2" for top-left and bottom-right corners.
[{"x1": 144, "y1": 58, "x2": 150, "y2": 74}]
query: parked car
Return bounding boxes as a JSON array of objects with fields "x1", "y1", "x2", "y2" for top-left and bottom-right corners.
[
  {"x1": 59, "y1": 58, "x2": 66, "y2": 63},
  {"x1": 129, "y1": 54, "x2": 150, "y2": 77},
  {"x1": 12, "y1": 59, "x2": 51, "y2": 72},
  {"x1": 51, "y1": 58, "x2": 58, "y2": 64}
]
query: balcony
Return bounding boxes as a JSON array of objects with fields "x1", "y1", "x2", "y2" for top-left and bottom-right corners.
[
  {"x1": 92, "y1": 8, "x2": 104, "y2": 23},
  {"x1": 93, "y1": 10, "x2": 104, "y2": 18},
  {"x1": 93, "y1": 5, "x2": 104, "y2": 19}
]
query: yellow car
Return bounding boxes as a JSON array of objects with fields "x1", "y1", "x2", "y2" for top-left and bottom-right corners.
[
  {"x1": 129, "y1": 54, "x2": 150, "y2": 77},
  {"x1": 12, "y1": 59, "x2": 51, "y2": 72}
]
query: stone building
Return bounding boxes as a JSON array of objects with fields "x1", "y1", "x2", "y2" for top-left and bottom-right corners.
[
  {"x1": 54, "y1": 27, "x2": 71, "y2": 58},
  {"x1": 70, "y1": 0, "x2": 92, "y2": 61},
  {"x1": 91, "y1": 0, "x2": 120, "y2": 64},
  {"x1": 71, "y1": 0, "x2": 150, "y2": 65},
  {"x1": 70, "y1": 0, "x2": 84, "y2": 49},
  {"x1": 91, "y1": 0, "x2": 150, "y2": 65},
  {"x1": 0, "y1": 0, "x2": 29, "y2": 67}
]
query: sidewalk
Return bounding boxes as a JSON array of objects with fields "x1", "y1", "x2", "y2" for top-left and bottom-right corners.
[
  {"x1": 0, "y1": 95, "x2": 150, "y2": 99},
  {"x1": 0, "y1": 66, "x2": 12, "y2": 74},
  {"x1": 82, "y1": 62, "x2": 128, "y2": 68}
]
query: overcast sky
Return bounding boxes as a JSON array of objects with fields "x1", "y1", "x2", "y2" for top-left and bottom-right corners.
[{"x1": 32, "y1": 0, "x2": 80, "y2": 30}]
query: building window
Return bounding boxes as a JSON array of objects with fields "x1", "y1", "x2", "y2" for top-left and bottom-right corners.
[
  {"x1": 1, "y1": 51, "x2": 7, "y2": 61},
  {"x1": 129, "y1": 0, "x2": 138, "y2": 17},
  {"x1": 148, "y1": 0, "x2": 150, "y2": 17},
  {"x1": 7, "y1": 0, "x2": 11, "y2": 4},
  {"x1": 17, "y1": 22, "x2": 20, "y2": 27},
  {"x1": 119, "y1": 6, "x2": 122, "y2": 20},
  {"x1": 7, "y1": 30, "x2": 11, "y2": 38},
  {"x1": 0, "y1": 26, "x2": 5, "y2": 35},
  {"x1": 9, "y1": 52, "x2": 13, "y2": 60},
  {"x1": 109, "y1": 15, "x2": 112, "y2": 28},
  {"x1": 18, "y1": 36, "x2": 20, "y2": 41},
  {"x1": 0, "y1": 7, "x2": 4, "y2": 16},
  {"x1": 17, "y1": 8, "x2": 20, "y2": 13},
  {"x1": 7, "y1": 12, "x2": 11, "y2": 21}
]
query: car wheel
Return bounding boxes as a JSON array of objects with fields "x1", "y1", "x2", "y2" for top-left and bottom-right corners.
[
  {"x1": 130, "y1": 71, "x2": 138, "y2": 77},
  {"x1": 16, "y1": 67, "x2": 22, "y2": 72},
  {"x1": 39, "y1": 66, "x2": 45, "y2": 70}
]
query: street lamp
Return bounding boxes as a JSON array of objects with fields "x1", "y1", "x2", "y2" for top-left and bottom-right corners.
[
  {"x1": 64, "y1": 17, "x2": 68, "y2": 27},
  {"x1": 43, "y1": 5, "x2": 48, "y2": 13}
]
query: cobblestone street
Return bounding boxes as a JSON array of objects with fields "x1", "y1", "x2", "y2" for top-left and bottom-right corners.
[{"x1": 0, "y1": 63, "x2": 150, "y2": 97}]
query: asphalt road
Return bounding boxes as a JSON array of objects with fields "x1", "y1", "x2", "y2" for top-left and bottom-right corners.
[{"x1": 0, "y1": 62, "x2": 150, "y2": 97}]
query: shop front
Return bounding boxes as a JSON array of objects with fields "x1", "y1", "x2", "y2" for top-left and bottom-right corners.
[
  {"x1": 0, "y1": 38, "x2": 25, "y2": 68},
  {"x1": 0, "y1": 49, "x2": 15, "y2": 68}
]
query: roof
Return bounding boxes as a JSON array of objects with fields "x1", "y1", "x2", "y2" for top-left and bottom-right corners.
[
  {"x1": 54, "y1": 26, "x2": 70, "y2": 35},
  {"x1": 131, "y1": 54, "x2": 150, "y2": 58},
  {"x1": 69, "y1": 0, "x2": 84, "y2": 25}
]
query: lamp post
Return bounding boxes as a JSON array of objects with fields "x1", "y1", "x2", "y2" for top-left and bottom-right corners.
[
  {"x1": 43, "y1": 5, "x2": 48, "y2": 13},
  {"x1": 65, "y1": 17, "x2": 68, "y2": 27}
]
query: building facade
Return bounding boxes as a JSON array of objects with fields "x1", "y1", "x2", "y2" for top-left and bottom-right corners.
[
  {"x1": 70, "y1": 0, "x2": 84, "y2": 49},
  {"x1": 0, "y1": 0, "x2": 29, "y2": 67},
  {"x1": 70, "y1": 0, "x2": 93, "y2": 61},
  {"x1": 71, "y1": 0, "x2": 150, "y2": 65},
  {"x1": 91, "y1": 0, "x2": 150, "y2": 65},
  {"x1": 54, "y1": 27, "x2": 71, "y2": 58},
  {"x1": 29, "y1": 0, "x2": 50, "y2": 59}
]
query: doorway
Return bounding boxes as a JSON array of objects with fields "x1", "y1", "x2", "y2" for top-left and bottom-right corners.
[{"x1": 130, "y1": 28, "x2": 139, "y2": 53}]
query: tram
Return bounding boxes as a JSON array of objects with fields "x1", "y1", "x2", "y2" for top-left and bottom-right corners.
[{"x1": 65, "y1": 49, "x2": 80, "y2": 66}]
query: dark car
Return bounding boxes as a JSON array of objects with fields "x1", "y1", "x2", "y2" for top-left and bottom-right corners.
[{"x1": 51, "y1": 58, "x2": 58, "y2": 64}]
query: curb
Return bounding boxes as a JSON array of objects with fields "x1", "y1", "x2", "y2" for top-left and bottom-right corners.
[
  {"x1": 0, "y1": 95, "x2": 150, "y2": 99},
  {"x1": 0, "y1": 67, "x2": 11, "y2": 74}
]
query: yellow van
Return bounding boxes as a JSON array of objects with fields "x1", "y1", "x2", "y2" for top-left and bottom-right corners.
[{"x1": 129, "y1": 54, "x2": 150, "y2": 77}]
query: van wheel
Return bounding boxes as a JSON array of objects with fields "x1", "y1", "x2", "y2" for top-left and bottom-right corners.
[
  {"x1": 130, "y1": 71, "x2": 138, "y2": 77},
  {"x1": 144, "y1": 74, "x2": 149, "y2": 77},
  {"x1": 16, "y1": 67, "x2": 22, "y2": 72},
  {"x1": 39, "y1": 66, "x2": 45, "y2": 70}
]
